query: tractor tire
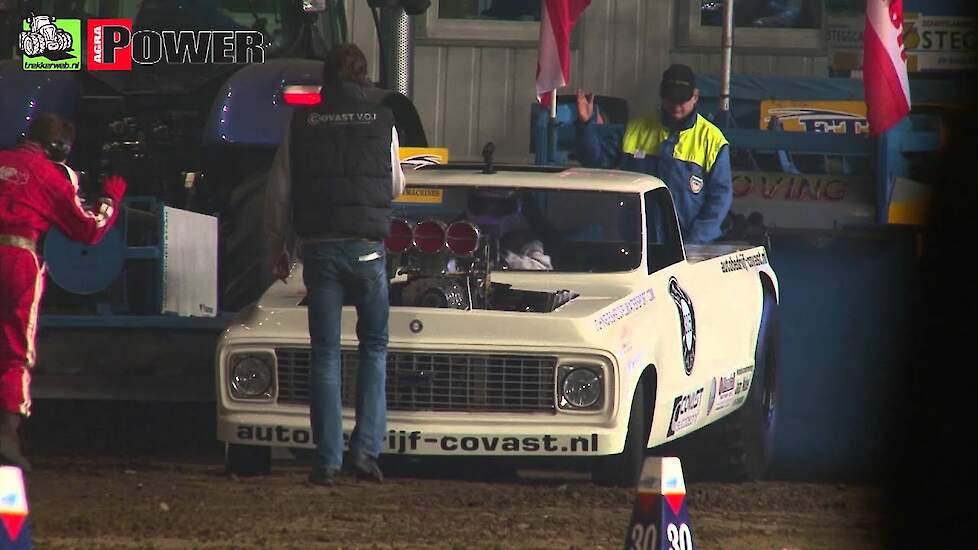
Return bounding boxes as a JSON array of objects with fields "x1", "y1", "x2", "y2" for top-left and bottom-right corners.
[
  {"x1": 592, "y1": 381, "x2": 651, "y2": 487},
  {"x1": 685, "y1": 292, "x2": 780, "y2": 482},
  {"x1": 220, "y1": 170, "x2": 273, "y2": 311},
  {"x1": 225, "y1": 443, "x2": 271, "y2": 477},
  {"x1": 58, "y1": 31, "x2": 72, "y2": 51},
  {"x1": 22, "y1": 34, "x2": 42, "y2": 57}
]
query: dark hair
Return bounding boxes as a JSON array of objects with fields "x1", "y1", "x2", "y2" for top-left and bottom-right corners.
[
  {"x1": 323, "y1": 43, "x2": 369, "y2": 86},
  {"x1": 26, "y1": 112, "x2": 76, "y2": 145}
]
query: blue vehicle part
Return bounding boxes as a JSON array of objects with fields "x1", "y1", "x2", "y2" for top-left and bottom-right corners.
[
  {"x1": 530, "y1": 102, "x2": 576, "y2": 165},
  {"x1": 531, "y1": 95, "x2": 628, "y2": 166},
  {"x1": 44, "y1": 226, "x2": 126, "y2": 295},
  {"x1": 43, "y1": 197, "x2": 166, "y2": 313},
  {"x1": 201, "y1": 58, "x2": 323, "y2": 147},
  {"x1": 0, "y1": 60, "x2": 78, "y2": 149}
]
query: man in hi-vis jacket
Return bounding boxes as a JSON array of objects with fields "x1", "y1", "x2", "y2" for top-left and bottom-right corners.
[{"x1": 575, "y1": 64, "x2": 732, "y2": 244}]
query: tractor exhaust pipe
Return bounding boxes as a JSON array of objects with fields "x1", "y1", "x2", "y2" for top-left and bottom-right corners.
[
  {"x1": 380, "y1": 5, "x2": 413, "y2": 98},
  {"x1": 719, "y1": 0, "x2": 734, "y2": 114}
]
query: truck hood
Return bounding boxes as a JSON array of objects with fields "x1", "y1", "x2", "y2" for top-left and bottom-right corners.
[{"x1": 223, "y1": 266, "x2": 643, "y2": 351}]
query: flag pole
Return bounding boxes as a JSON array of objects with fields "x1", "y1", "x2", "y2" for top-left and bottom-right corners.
[
  {"x1": 547, "y1": 90, "x2": 558, "y2": 164},
  {"x1": 719, "y1": 0, "x2": 734, "y2": 120}
]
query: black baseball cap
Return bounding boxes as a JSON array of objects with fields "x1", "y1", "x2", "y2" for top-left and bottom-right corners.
[{"x1": 660, "y1": 64, "x2": 696, "y2": 102}]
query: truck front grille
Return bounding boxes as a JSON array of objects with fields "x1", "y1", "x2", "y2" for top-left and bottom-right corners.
[{"x1": 275, "y1": 348, "x2": 556, "y2": 413}]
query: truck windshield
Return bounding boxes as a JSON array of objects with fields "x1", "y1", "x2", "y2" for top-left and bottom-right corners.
[{"x1": 393, "y1": 186, "x2": 643, "y2": 273}]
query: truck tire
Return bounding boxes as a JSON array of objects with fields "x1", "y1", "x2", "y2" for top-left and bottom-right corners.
[
  {"x1": 225, "y1": 443, "x2": 271, "y2": 476},
  {"x1": 220, "y1": 170, "x2": 273, "y2": 311},
  {"x1": 689, "y1": 292, "x2": 780, "y2": 482},
  {"x1": 592, "y1": 383, "x2": 650, "y2": 487}
]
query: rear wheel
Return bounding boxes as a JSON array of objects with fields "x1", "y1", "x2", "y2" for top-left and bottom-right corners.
[
  {"x1": 225, "y1": 443, "x2": 271, "y2": 476},
  {"x1": 220, "y1": 170, "x2": 273, "y2": 311},
  {"x1": 688, "y1": 293, "x2": 780, "y2": 481},
  {"x1": 592, "y1": 381, "x2": 651, "y2": 487}
]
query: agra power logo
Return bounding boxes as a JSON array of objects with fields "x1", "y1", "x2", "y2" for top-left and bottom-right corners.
[{"x1": 19, "y1": 13, "x2": 81, "y2": 71}]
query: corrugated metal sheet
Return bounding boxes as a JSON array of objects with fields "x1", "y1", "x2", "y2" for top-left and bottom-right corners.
[{"x1": 348, "y1": 0, "x2": 828, "y2": 162}]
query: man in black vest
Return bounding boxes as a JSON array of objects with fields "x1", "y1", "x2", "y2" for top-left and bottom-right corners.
[{"x1": 265, "y1": 43, "x2": 405, "y2": 486}]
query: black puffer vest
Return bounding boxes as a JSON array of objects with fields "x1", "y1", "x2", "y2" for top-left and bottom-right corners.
[{"x1": 290, "y1": 81, "x2": 395, "y2": 240}]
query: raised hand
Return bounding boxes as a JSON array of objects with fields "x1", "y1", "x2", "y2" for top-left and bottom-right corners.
[{"x1": 576, "y1": 89, "x2": 595, "y2": 122}]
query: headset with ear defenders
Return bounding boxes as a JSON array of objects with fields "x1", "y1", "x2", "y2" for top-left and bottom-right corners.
[
  {"x1": 44, "y1": 139, "x2": 72, "y2": 162},
  {"x1": 16, "y1": 133, "x2": 73, "y2": 162}
]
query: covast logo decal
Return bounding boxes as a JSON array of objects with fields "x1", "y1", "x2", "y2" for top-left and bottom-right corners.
[
  {"x1": 87, "y1": 19, "x2": 265, "y2": 70},
  {"x1": 19, "y1": 13, "x2": 81, "y2": 71},
  {"x1": 668, "y1": 277, "x2": 696, "y2": 375},
  {"x1": 667, "y1": 387, "x2": 704, "y2": 437}
]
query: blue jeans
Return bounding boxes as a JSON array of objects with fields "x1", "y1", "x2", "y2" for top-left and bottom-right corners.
[{"x1": 301, "y1": 240, "x2": 389, "y2": 471}]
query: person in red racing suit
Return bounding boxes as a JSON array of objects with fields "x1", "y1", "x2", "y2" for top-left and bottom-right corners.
[{"x1": 0, "y1": 113, "x2": 126, "y2": 469}]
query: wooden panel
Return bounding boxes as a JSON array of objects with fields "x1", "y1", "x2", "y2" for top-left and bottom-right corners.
[
  {"x1": 508, "y1": 47, "x2": 540, "y2": 162},
  {"x1": 577, "y1": 0, "x2": 613, "y2": 92},
  {"x1": 413, "y1": 46, "x2": 445, "y2": 147},
  {"x1": 476, "y1": 48, "x2": 513, "y2": 158},
  {"x1": 345, "y1": 0, "x2": 381, "y2": 82},
  {"x1": 443, "y1": 47, "x2": 481, "y2": 159},
  {"x1": 609, "y1": 0, "x2": 642, "y2": 102}
]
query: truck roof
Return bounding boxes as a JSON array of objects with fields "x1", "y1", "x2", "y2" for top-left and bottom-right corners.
[{"x1": 405, "y1": 164, "x2": 665, "y2": 193}]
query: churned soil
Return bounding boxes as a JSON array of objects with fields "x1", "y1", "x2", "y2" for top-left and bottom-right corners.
[{"x1": 19, "y1": 401, "x2": 885, "y2": 549}]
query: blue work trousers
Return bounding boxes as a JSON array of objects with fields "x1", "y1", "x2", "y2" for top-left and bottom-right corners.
[{"x1": 301, "y1": 239, "x2": 389, "y2": 470}]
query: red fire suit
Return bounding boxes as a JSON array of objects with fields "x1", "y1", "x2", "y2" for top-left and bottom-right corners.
[{"x1": 0, "y1": 142, "x2": 126, "y2": 416}]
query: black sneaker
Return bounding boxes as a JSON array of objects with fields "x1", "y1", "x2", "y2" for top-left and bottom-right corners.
[
  {"x1": 0, "y1": 413, "x2": 31, "y2": 471},
  {"x1": 349, "y1": 453, "x2": 384, "y2": 482},
  {"x1": 307, "y1": 467, "x2": 338, "y2": 487}
]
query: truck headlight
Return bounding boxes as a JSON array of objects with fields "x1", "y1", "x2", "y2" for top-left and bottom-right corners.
[
  {"x1": 229, "y1": 354, "x2": 274, "y2": 399},
  {"x1": 558, "y1": 366, "x2": 603, "y2": 410}
]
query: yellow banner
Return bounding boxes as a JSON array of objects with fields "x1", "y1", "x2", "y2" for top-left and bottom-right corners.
[
  {"x1": 393, "y1": 187, "x2": 444, "y2": 204},
  {"x1": 760, "y1": 100, "x2": 868, "y2": 135},
  {"x1": 399, "y1": 147, "x2": 449, "y2": 169}
]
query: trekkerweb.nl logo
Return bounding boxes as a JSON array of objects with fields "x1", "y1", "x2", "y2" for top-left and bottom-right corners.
[{"x1": 19, "y1": 13, "x2": 81, "y2": 71}]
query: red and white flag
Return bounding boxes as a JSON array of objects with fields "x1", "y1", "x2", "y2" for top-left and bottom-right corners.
[
  {"x1": 863, "y1": 0, "x2": 911, "y2": 135},
  {"x1": 536, "y1": 0, "x2": 591, "y2": 107}
]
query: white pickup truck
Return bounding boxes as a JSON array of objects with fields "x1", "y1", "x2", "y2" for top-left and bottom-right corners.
[{"x1": 216, "y1": 164, "x2": 780, "y2": 486}]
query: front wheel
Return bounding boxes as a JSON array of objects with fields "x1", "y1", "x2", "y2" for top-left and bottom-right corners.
[
  {"x1": 22, "y1": 34, "x2": 42, "y2": 57},
  {"x1": 592, "y1": 384, "x2": 651, "y2": 487},
  {"x1": 225, "y1": 443, "x2": 271, "y2": 477}
]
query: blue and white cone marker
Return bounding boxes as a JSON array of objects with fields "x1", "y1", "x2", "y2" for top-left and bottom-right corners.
[
  {"x1": 623, "y1": 457, "x2": 695, "y2": 550},
  {"x1": 0, "y1": 466, "x2": 31, "y2": 549}
]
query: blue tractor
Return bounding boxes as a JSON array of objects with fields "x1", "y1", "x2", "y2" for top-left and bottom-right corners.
[{"x1": 0, "y1": 0, "x2": 430, "y2": 400}]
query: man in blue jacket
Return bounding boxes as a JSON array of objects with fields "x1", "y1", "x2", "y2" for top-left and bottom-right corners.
[{"x1": 575, "y1": 64, "x2": 732, "y2": 244}]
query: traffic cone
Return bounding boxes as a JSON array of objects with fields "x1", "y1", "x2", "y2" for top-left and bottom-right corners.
[
  {"x1": 0, "y1": 466, "x2": 31, "y2": 549},
  {"x1": 623, "y1": 456, "x2": 696, "y2": 550}
]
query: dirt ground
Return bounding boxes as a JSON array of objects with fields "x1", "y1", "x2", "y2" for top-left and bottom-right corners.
[{"x1": 18, "y1": 401, "x2": 887, "y2": 549}]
